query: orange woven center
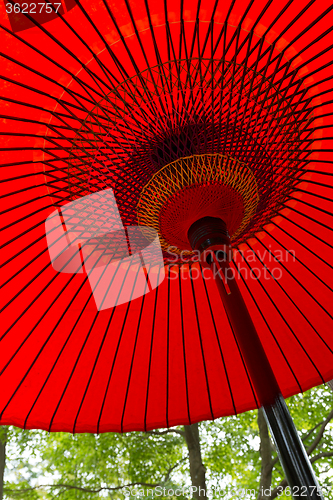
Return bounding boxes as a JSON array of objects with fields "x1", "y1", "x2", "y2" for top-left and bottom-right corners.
[{"x1": 137, "y1": 153, "x2": 259, "y2": 255}]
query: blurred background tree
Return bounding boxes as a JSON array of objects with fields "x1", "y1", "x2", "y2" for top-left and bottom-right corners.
[{"x1": 1, "y1": 385, "x2": 333, "y2": 500}]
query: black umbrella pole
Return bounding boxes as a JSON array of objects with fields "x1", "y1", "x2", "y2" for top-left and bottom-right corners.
[
  {"x1": 212, "y1": 258, "x2": 323, "y2": 500},
  {"x1": 187, "y1": 217, "x2": 323, "y2": 500}
]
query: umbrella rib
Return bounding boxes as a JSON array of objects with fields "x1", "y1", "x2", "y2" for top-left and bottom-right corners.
[
  {"x1": 238, "y1": 248, "x2": 325, "y2": 384},
  {"x1": 221, "y1": 295, "x2": 260, "y2": 410},
  {"x1": 296, "y1": 165, "x2": 333, "y2": 176},
  {"x1": 281, "y1": 174, "x2": 333, "y2": 191},
  {"x1": 2, "y1": 247, "x2": 49, "y2": 290},
  {"x1": 199, "y1": 266, "x2": 237, "y2": 415},
  {"x1": 0, "y1": 78, "x2": 97, "y2": 123},
  {"x1": 232, "y1": 257, "x2": 303, "y2": 393},
  {"x1": 0, "y1": 190, "x2": 69, "y2": 218},
  {"x1": 1, "y1": 221, "x2": 45, "y2": 263},
  {"x1": 249, "y1": 0, "x2": 316, "y2": 69},
  {"x1": 229, "y1": 0, "x2": 273, "y2": 63},
  {"x1": 118, "y1": 268, "x2": 152, "y2": 433},
  {"x1": 51, "y1": 0, "x2": 119, "y2": 88},
  {"x1": 12, "y1": 6, "x2": 115, "y2": 96},
  {"x1": 1, "y1": 179, "x2": 72, "y2": 201},
  {"x1": 232, "y1": 0, "x2": 292, "y2": 71},
  {"x1": 73, "y1": 238, "x2": 140, "y2": 433},
  {"x1": 2, "y1": 180, "x2": 92, "y2": 262},
  {"x1": 188, "y1": 0, "x2": 201, "y2": 60},
  {"x1": 39, "y1": 36, "x2": 326, "y2": 228},
  {"x1": 0, "y1": 260, "x2": 87, "y2": 423},
  {"x1": 21, "y1": 274, "x2": 90, "y2": 430},
  {"x1": 290, "y1": 189, "x2": 333, "y2": 204},
  {"x1": 272, "y1": 213, "x2": 333, "y2": 252},
  {"x1": 164, "y1": 0, "x2": 177, "y2": 63},
  {"x1": 0, "y1": 239, "x2": 84, "y2": 340},
  {"x1": 0, "y1": 25, "x2": 105, "y2": 105},
  {"x1": 269, "y1": 13, "x2": 333, "y2": 84},
  {"x1": 211, "y1": 255, "x2": 259, "y2": 409},
  {"x1": 74, "y1": 263, "x2": 145, "y2": 434},
  {"x1": 278, "y1": 204, "x2": 333, "y2": 233},
  {"x1": 199, "y1": 0, "x2": 220, "y2": 58},
  {"x1": 144, "y1": 0, "x2": 171, "y2": 94},
  {"x1": 189, "y1": 265, "x2": 214, "y2": 420},
  {"x1": 220, "y1": 30, "x2": 244, "y2": 158},
  {"x1": 253, "y1": 237, "x2": 333, "y2": 360},
  {"x1": 223, "y1": 0, "x2": 256, "y2": 63},
  {"x1": 213, "y1": 81, "x2": 295, "y2": 179},
  {"x1": 96, "y1": 274, "x2": 141, "y2": 434},
  {"x1": 99, "y1": 0, "x2": 165, "y2": 122},
  {"x1": 0, "y1": 147, "x2": 67, "y2": 152},
  {"x1": 0, "y1": 132, "x2": 67, "y2": 139},
  {"x1": 232, "y1": 63, "x2": 300, "y2": 169},
  {"x1": 0, "y1": 189, "x2": 96, "y2": 270},
  {"x1": 284, "y1": 196, "x2": 333, "y2": 218},
  {"x1": 0, "y1": 207, "x2": 52, "y2": 242},
  {"x1": 178, "y1": 0, "x2": 184, "y2": 62},
  {"x1": 224, "y1": 33, "x2": 264, "y2": 160},
  {"x1": 295, "y1": 75, "x2": 333, "y2": 97},
  {"x1": 265, "y1": 225, "x2": 333, "y2": 281},
  {"x1": 47, "y1": 309, "x2": 101, "y2": 434},
  {"x1": 166, "y1": 266, "x2": 171, "y2": 428},
  {"x1": 84, "y1": 0, "x2": 132, "y2": 85},
  {"x1": 1, "y1": 190, "x2": 105, "y2": 257},
  {"x1": 124, "y1": 0, "x2": 164, "y2": 100},
  {"x1": 144, "y1": 266, "x2": 163, "y2": 432},
  {"x1": 0, "y1": 257, "x2": 58, "y2": 317},
  {"x1": 0, "y1": 116, "x2": 101, "y2": 154},
  {"x1": 220, "y1": 1, "x2": 261, "y2": 157},
  {"x1": 251, "y1": 239, "x2": 333, "y2": 359},
  {"x1": 2, "y1": 211, "x2": 119, "y2": 328},
  {"x1": 179, "y1": 271, "x2": 191, "y2": 425},
  {"x1": 50, "y1": 252, "x2": 132, "y2": 433},
  {"x1": 251, "y1": 237, "x2": 333, "y2": 325},
  {"x1": 96, "y1": 297, "x2": 130, "y2": 434},
  {"x1": 274, "y1": 40, "x2": 333, "y2": 90}
]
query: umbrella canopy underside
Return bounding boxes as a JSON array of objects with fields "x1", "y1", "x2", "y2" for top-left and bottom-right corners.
[{"x1": 1, "y1": 0, "x2": 333, "y2": 433}]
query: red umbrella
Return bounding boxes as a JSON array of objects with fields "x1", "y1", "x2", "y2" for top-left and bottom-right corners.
[{"x1": 1, "y1": 0, "x2": 333, "y2": 495}]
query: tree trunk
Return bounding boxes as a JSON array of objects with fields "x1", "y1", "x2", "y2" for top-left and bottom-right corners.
[
  {"x1": 0, "y1": 428, "x2": 7, "y2": 500},
  {"x1": 184, "y1": 424, "x2": 207, "y2": 500},
  {"x1": 257, "y1": 409, "x2": 273, "y2": 500}
]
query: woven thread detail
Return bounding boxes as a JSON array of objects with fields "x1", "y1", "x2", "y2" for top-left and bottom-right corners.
[
  {"x1": 137, "y1": 154, "x2": 259, "y2": 255},
  {"x1": 62, "y1": 56, "x2": 313, "y2": 262}
]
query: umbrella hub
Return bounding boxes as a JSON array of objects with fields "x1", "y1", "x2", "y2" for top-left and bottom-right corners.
[
  {"x1": 187, "y1": 216, "x2": 232, "y2": 265},
  {"x1": 137, "y1": 153, "x2": 258, "y2": 256}
]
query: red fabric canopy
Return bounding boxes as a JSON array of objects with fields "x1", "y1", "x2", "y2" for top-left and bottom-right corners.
[{"x1": 1, "y1": 0, "x2": 333, "y2": 433}]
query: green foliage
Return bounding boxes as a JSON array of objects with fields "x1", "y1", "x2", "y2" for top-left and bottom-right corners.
[
  {"x1": 3, "y1": 385, "x2": 333, "y2": 500},
  {"x1": 4, "y1": 428, "x2": 186, "y2": 500},
  {"x1": 200, "y1": 386, "x2": 333, "y2": 499}
]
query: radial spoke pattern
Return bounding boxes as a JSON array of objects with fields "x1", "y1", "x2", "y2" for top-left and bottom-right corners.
[{"x1": 1, "y1": 0, "x2": 333, "y2": 432}]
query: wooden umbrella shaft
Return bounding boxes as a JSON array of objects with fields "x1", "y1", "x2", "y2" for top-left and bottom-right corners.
[{"x1": 212, "y1": 258, "x2": 323, "y2": 500}]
